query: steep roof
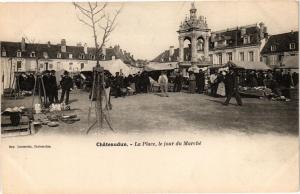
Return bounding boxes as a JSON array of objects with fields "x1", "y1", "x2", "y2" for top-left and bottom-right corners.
[
  {"x1": 0, "y1": 41, "x2": 136, "y2": 64},
  {"x1": 210, "y1": 24, "x2": 263, "y2": 50},
  {"x1": 261, "y1": 31, "x2": 298, "y2": 54}
]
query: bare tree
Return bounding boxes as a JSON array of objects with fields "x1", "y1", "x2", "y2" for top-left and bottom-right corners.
[
  {"x1": 73, "y1": 2, "x2": 121, "y2": 132},
  {"x1": 73, "y1": 2, "x2": 122, "y2": 67}
]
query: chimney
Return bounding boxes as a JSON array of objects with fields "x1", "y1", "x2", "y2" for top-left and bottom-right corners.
[
  {"x1": 259, "y1": 22, "x2": 265, "y2": 39},
  {"x1": 241, "y1": 28, "x2": 246, "y2": 37},
  {"x1": 77, "y1": 42, "x2": 82, "y2": 47},
  {"x1": 21, "y1": 37, "x2": 26, "y2": 52},
  {"x1": 61, "y1": 39, "x2": 66, "y2": 52},
  {"x1": 84, "y1": 43, "x2": 88, "y2": 54},
  {"x1": 47, "y1": 41, "x2": 51, "y2": 48},
  {"x1": 169, "y1": 46, "x2": 174, "y2": 56}
]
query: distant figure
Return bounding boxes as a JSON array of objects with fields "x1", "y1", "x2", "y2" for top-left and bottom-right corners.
[
  {"x1": 223, "y1": 68, "x2": 242, "y2": 106},
  {"x1": 158, "y1": 71, "x2": 169, "y2": 97},
  {"x1": 210, "y1": 71, "x2": 218, "y2": 96},
  {"x1": 292, "y1": 72, "x2": 298, "y2": 86},
  {"x1": 113, "y1": 72, "x2": 124, "y2": 98},
  {"x1": 49, "y1": 70, "x2": 59, "y2": 103},
  {"x1": 188, "y1": 72, "x2": 196, "y2": 94},
  {"x1": 42, "y1": 70, "x2": 51, "y2": 106},
  {"x1": 173, "y1": 71, "x2": 183, "y2": 92},
  {"x1": 197, "y1": 69, "x2": 205, "y2": 94},
  {"x1": 216, "y1": 71, "x2": 226, "y2": 97},
  {"x1": 60, "y1": 71, "x2": 73, "y2": 104}
]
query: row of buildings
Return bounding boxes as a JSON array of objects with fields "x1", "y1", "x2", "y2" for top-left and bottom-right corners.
[
  {"x1": 152, "y1": 2, "x2": 298, "y2": 70},
  {"x1": 0, "y1": 39, "x2": 137, "y2": 73}
]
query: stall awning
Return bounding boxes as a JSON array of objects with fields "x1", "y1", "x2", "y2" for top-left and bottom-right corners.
[
  {"x1": 280, "y1": 56, "x2": 299, "y2": 69},
  {"x1": 144, "y1": 62, "x2": 178, "y2": 72},
  {"x1": 231, "y1": 61, "x2": 271, "y2": 70}
]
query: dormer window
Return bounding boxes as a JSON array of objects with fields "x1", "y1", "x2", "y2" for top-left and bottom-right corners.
[
  {"x1": 79, "y1": 53, "x2": 85, "y2": 59},
  {"x1": 1, "y1": 48, "x2": 6, "y2": 57},
  {"x1": 30, "y1": 51, "x2": 36, "y2": 58},
  {"x1": 271, "y1": 45, "x2": 276, "y2": 51},
  {"x1": 89, "y1": 54, "x2": 95, "y2": 60},
  {"x1": 17, "y1": 51, "x2": 22, "y2": 57},
  {"x1": 57, "y1": 52, "x2": 61, "y2": 58},
  {"x1": 243, "y1": 36, "x2": 250, "y2": 44},
  {"x1": 69, "y1": 53, "x2": 73, "y2": 59},
  {"x1": 289, "y1": 43, "x2": 296, "y2": 50}
]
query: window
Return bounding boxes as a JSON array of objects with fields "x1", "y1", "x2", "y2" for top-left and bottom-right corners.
[
  {"x1": 57, "y1": 53, "x2": 61, "y2": 58},
  {"x1": 17, "y1": 61, "x2": 22, "y2": 69},
  {"x1": 69, "y1": 54, "x2": 73, "y2": 59},
  {"x1": 209, "y1": 54, "x2": 213, "y2": 62},
  {"x1": 271, "y1": 45, "x2": 276, "y2": 51},
  {"x1": 239, "y1": 52, "x2": 244, "y2": 61},
  {"x1": 49, "y1": 64, "x2": 53, "y2": 69},
  {"x1": 81, "y1": 63, "x2": 84, "y2": 69},
  {"x1": 227, "y1": 52, "x2": 232, "y2": 61},
  {"x1": 1, "y1": 48, "x2": 6, "y2": 57},
  {"x1": 290, "y1": 43, "x2": 296, "y2": 50},
  {"x1": 217, "y1": 53, "x2": 222, "y2": 65},
  {"x1": 30, "y1": 52, "x2": 36, "y2": 58},
  {"x1": 40, "y1": 64, "x2": 44, "y2": 69},
  {"x1": 17, "y1": 51, "x2": 22, "y2": 57},
  {"x1": 249, "y1": 51, "x2": 254, "y2": 62}
]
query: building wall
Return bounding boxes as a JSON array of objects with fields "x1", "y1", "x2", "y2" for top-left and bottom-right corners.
[
  {"x1": 261, "y1": 51, "x2": 298, "y2": 68},
  {"x1": 208, "y1": 45, "x2": 261, "y2": 65}
]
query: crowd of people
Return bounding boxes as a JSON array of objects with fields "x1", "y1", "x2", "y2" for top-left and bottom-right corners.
[
  {"x1": 16, "y1": 70, "x2": 74, "y2": 106},
  {"x1": 13, "y1": 67, "x2": 299, "y2": 107}
]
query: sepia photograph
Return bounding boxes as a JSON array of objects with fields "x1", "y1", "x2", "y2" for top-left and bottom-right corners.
[{"x1": 0, "y1": 1, "x2": 299, "y2": 193}]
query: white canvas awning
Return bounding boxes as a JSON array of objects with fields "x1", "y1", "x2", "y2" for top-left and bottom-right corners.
[
  {"x1": 231, "y1": 61, "x2": 271, "y2": 70},
  {"x1": 144, "y1": 62, "x2": 178, "y2": 71},
  {"x1": 81, "y1": 59, "x2": 140, "y2": 76}
]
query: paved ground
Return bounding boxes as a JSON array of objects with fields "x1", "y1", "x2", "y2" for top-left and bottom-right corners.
[{"x1": 2, "y1": 89, "x2": 298, "y2": 136}]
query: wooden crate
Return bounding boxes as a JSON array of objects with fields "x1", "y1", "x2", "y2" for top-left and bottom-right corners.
[{"x1": 1, "y1": 115, "x2": 31, "y2": 138}]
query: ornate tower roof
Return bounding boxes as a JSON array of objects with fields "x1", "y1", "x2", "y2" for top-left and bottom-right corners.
[{"x1": 178, "y1": 2, "x2": 209, "y2": 33}]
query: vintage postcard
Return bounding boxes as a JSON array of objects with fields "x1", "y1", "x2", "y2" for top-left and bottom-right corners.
[{"x1": 0, "y1": 1, "x2": 299, "y2": 193}]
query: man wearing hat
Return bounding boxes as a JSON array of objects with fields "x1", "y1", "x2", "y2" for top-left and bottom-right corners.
[
  {"x1": 60, "y1": 71, "x2": 73, "y2": 104},
  {"x1": 223, "y1": 68, "x2": 242, "y2": 106}
]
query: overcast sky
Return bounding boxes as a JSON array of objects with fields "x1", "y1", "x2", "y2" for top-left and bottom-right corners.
[{"x1": 0, "y1": 1, "x2": 298, "y2": 60}]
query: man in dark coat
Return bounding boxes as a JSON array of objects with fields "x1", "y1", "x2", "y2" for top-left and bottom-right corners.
[
  {"x1": 113, "y1": 72, "x2": 124, "y2": 98},
  {"x1": 60, "y1": 71, "x2": 73, "y2": 104},
  {"x1": 173, "y1": 71, "x2": 183, "y2": 92},
  {"x1": 223, "y1": 68, "x2": 242, "y2": 106},
  {"x1": 42, "y1": 70, "x2": 51, "y2": 106},
  {"x1": 197, "y1": 69, "x2": 205, "y2": 94},
  {"x1": 49, "y1": 70, "x2": 58, "y2": 103}
]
